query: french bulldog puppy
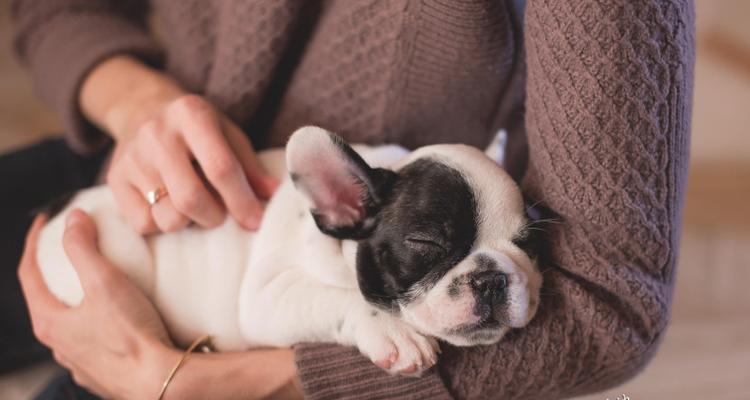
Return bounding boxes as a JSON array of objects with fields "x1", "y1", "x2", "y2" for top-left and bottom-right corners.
[{"x1": 37, "y1": 126, "x2": 542, "y2": 374}]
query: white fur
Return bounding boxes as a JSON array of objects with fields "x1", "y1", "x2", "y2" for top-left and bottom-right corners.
[{"x1": 394, "y1": 144, "x2": 542, "y2": 346}]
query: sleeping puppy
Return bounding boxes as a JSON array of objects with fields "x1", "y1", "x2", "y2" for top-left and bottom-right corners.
[{"x1": 36, "y1": 126, "x2": 542, "y2": 374}]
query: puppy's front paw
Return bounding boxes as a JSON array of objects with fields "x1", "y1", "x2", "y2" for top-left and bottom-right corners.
[{"x1": 355, "y1": 311, "x2": 439, "y2": 376}]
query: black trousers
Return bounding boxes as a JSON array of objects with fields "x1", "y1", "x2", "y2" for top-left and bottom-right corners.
[{"x1": 0, "y1": 138, "x2": 108, "y2": 399}]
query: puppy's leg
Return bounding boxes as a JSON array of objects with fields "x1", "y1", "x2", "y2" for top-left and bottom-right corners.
[
  {"x1": 350, "y1": 305, "x2": 440, "y2": 375},
  {"x1": 239, "y1": 269, "x2": 438, "y2": 375}
]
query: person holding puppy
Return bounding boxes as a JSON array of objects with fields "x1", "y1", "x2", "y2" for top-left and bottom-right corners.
[{"x1": 5, "y1": 0, "x2": 693, "y2": 399}]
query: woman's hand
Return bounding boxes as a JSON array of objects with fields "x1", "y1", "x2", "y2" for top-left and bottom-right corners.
[
  {"x1": 19, "y1": 211, "x2": 303, "y2": 400},
  {"x1": 81, "y1": 56, "x2": 278, "y2": 234},
  {"x1": 18, "y1": 211, "x2": 173, "y2": 399}
]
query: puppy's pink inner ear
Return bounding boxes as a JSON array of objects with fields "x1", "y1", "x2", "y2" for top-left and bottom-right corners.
[
  {"x1": 315, "y1": 178, "x2": 365, "y2": 226},
  {"x1": 286, "y1": 127, "x2": 375, "y2": 230},
  {"x1": 308, "y1": 171, "x2": 367, "y2": 228}
]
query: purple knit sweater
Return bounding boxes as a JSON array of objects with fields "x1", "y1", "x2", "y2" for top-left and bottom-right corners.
[{"x1": 13, "y1": 0, "x2": 694, "y2": 398}]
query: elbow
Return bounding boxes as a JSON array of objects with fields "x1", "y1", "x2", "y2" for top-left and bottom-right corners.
[{"x1": 571, "y1": 311, "x2": 670, "y2": 398}]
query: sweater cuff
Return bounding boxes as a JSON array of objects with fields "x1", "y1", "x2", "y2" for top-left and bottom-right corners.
[
  {"x1": 24, "y1": 11, "x2": 163, "y2": 154},
  {"x1": 295, "y1": 343, "x2": 453, "y2": 400}
]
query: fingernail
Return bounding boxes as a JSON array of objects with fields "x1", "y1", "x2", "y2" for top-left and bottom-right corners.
[
  {"x1": 245, "y1": 214, "x2": 260, "y2": 230},
  {"x1": 65, "y1": 212, "x2": 80, "y2": 228}
]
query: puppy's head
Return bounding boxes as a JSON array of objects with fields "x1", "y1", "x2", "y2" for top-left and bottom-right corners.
[{"x1": 287, "y1": 126, "x2": 542, "y2": 346}]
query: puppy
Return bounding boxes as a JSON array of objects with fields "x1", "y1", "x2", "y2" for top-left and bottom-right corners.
[{"x1": 37, "y1": 126, "x2": 542, "y2": 374}]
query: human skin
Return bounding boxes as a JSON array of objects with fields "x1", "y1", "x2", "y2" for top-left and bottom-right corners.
[
  {"x1": 19, "y1": 212, "x2": 303, "y2": 399},
  {"x1": 20, "y1": 54, "x2": 305, "y2": 399},
  {"x1": 80, "y1": 55, "x2": 279, "y2": 234}
]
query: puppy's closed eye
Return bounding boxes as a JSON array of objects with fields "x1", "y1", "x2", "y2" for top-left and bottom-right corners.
[{"x1": 404, "y1": 234, "x2": 446, "y2": 254}]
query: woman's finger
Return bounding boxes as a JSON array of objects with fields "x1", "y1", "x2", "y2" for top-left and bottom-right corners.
[
  {"x1": 127, "y1": 129, "x2": 195, "y2": 232},
  {"x1": 117, "y1": 182, "x2": 159, "y2": 234},
  {"x1": 169, "y1": 96, "x2": 263, "y2": 229},
  {"x1": 61, "y1": 210, "x2": 124, "y2": 293},
  {"x1": 108, "y1": 158, "x2": 158, "y2": 235},
  {"x1": 17, "y1": 215, "x2": 67, "y2": 344},
  {"x1": 125, "y1": 151, "x2": 190, "y2": 233},
  {"x1": 150, "y1": 132, "x2": 225, "y2": 229},
  {"x1": 150, "y1": 196, "x2": 192, "y2": 232},
  {"x1": 222, "y1": 119, "x2": 279, "y2": 200}
]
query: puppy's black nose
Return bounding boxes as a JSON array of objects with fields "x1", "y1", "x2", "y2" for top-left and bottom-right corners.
[{"x1": 470, "y1": 270, "x2": 507, "y2": 311}]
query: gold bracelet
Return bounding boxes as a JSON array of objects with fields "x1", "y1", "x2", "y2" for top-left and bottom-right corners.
[{"x1": 157, "y1": 334, "x2": 213, "y2": 400}]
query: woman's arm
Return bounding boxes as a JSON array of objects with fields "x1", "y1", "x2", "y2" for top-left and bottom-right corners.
[
  {"x1": 19, "y1": 212, "x2": 302, "y2": 400},
  {"x1": 78, "y1": 55, "x2": 278, "y2": 234},
  {"x1": 157, "y1": 347, "x2": 301, "y2": 400},
  {"x1": 79, "y1": 56, "x2": 185, "y2": 144},
  {"x1": 294, "y1": 0, "x2": 695, "y2": 398},
  {"x1": 14, "y1": 2, "x2": 278, "y2": 234},
  {"x1": 12, "y1": 0, "x2": 161, "y2": 154}
]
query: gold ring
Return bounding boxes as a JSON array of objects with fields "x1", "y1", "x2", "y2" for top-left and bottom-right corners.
[{"x1": 145, "y1": 187, "x2": 168, "y2": 206}]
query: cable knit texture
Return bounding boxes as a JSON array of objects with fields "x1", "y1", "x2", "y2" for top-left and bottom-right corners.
[{"x1": 13, "y1": 0, "x2": 694, "y2": 398}]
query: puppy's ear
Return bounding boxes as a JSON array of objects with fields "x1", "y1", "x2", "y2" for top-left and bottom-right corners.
[{"x1": 286, "y1": 126, "x2": 395, "y2": 239}]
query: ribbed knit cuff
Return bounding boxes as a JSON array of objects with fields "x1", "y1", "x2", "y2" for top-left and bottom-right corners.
[
  {"x1": 295, "y1": 343, "x2": 453, "y2": 400},
  {"x1": 24, "y1": 11, "x2": 163, "y2": 154}
]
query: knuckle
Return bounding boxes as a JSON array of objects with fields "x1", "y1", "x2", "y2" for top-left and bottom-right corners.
[
  {"x1": 138, "y1": 123, "x2": 164, "y2": 149},
  {"x1": 52, "y1": 351, "x2": 64, "y2": 365},
  {"x1": 173, "y1": 184, "x2": 205, "y2": 213},
  {"x1": 89, "y1": 269, "x2": 118, "y2": 292},
  {"x1": 32, "y1": 319, "x2": 54, "y2": 344},
  {"x1": 158, "y1": 212, "x2": 188, "y2": 233},
  {"x1": 132, "y1": 209, "x2": 154, "y2": 234},
  {"x1": 70, "y1": 372, "x2": 85, "y2": 386},
  {"x1": 170, "y1": 94, "x2": 209, "y2": 116},
  {"x1": 205, "y1": 156, "x2": 238, "y2": 182},
  {"x1": 100, "y1": 270, "x2": 119, "y2": 289},
  {"x1": 135, "y1": 119, "x2": 162, "y2": 141},
  {"x1": 105, "y1": 169, "x2": 119, "y2": 186}
]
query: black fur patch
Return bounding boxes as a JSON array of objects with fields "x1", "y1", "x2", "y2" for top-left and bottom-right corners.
[{"x1": 356, "y1": 158, "x2": 479, "y2": 310}]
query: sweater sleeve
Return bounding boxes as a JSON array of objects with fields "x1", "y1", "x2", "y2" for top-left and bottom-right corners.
[
  {"x1": 295, "y1": 0, "x2": 694, "y2": 398},
  {"x1": 12, "y1": 0, "x2": 163, "y2": 154},
  {"x1": 440, "y1": 0, "x2": 694, "y2": 398}
]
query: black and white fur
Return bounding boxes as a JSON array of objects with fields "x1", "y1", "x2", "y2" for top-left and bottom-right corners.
[{"x1": 37, "y1": 126, "x2": 542, "y2": 374}]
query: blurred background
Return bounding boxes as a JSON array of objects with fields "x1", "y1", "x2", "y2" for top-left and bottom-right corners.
[{"x1": 1, "y1": 0, "x2": 748, "y2": 399}]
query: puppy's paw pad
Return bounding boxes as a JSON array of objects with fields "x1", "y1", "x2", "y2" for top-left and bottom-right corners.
[
  {"x1": 373, "y1": 351, "x2": 398, "y2": 370},
  {"x1": 356, "y1": 314, "x2": 438, "y2": 376},
  {"x1": 389, "y1": 332, "x2": 437, "y2": 375},
  {"x1": 398, "y1": 363, "x2": 418, "y2": 374}
]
